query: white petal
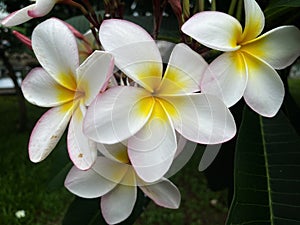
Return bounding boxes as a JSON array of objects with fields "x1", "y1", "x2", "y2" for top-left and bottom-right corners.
[
  {"x1": 97, "y1": 142, "x2": 130, "y2": 164},
  {"x1": 165, "y1": 138, "x2": 197, "y2": 178},
  {"x1": 67, "y1": 106, "x2": 97, "y2": 170},
  {"x1": 32, "y1": 18, "x2": 79, "y2": 90},
  {"x1": 140, "y1": 178, "x2": 180, "y2": 209},
  {"x1": 92, "y1": 156, "x2": 130, "y2": 185},
  {"x1": 240, "y1": 0, "x2": 264, "y2": 43},
  {"x1": 65, "y1": 161, "x2": 117, "y2": 198},
  {"x1": 174, "y1": 132, "x2": 188, "y2": 158},
  {"x1": 1, "y1": 5, "x2": 35, "y2": 27},
  {"x1": 128, "y1": 101, "x2": 177, "y2": 182},
  {"x1": 198, "y1": 144, "x2": 222, "y2": 171},
  {"x1": 29, "y1": 103, "x2": 74, "y2": 163},
  {"x1": 243, "y1": 53, "x2": 284, "y2": 117},
  {"x1": 101, "y1": 183, "x2": 137, "y2": 224},
  {"x1": 158, "y1": 43, "x2": 208, "y2": 95},
  {"x1": 83, "y1": 86, "x2": 154, "y2": 144},
  {"x1": 181, "y1": 11, "x2": 242, "y2": 51},
  {"x1": 21, "y1": 68, "x2": 75, "y2": 107},
  {"x1": 242, "y1": 26, "x2": 300, "y2": 69},
  {"x1": 99, "y1": 19, "x2": 162, "y2": 91},
  {"x1": 76, "y1": 50, "x2": 114, "y2": 106},
  {"x1": 27, "y1": 0, "x2": 57, "y2": 17},
  {"x1": 201, "y1": 52, "x2": 248, "y2": 107},
  {"x1": 164, "y1": 94, "x2": 236, "y2": 144}
]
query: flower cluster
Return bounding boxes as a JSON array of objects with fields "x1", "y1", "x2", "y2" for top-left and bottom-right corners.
[
  {"x1": 2, "y1": 0, "x2": 299, "y2": 224},
  {"x1": 182, "y1": 0, "x2": 300, "y2": 117}
]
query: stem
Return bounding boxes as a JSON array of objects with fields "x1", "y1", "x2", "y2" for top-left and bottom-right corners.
[
  {"x1": 91, "y1": 26, "x2": 101, "y2": 49},
  {"x1": 68, "y1": 0, "x2": 88, "y2": 15},
  {"x1": 211, "y1": 0, "x2": 216, "y2": 11},
  {"x1": 183, "y1": 0, "x2": 190, "y2": 20},
  {"x1": 236, "y1": 0, "x2": 243, "y2": 22},
  {"x1": 152, "y1": 0, "x2": 167, "y2": 39},
  {"x1": 116, "y1": 0, "x2": 125, "y2": 18},
  {"x1": 68, "y1": 0, "x2": 99, "y2": 28},
  {"x1": 81, "y1": 0, "x2": 101, "y2": 28},
  {"x1": 199, "y1": 0, "x2": 204, "y2": 12},
  {"x1": 193, "y1": 0, "x2": 204, "y2": 14},
  {"x1": 228, "y1": 0, "x2": 237, "y2": 16},
  {"x1": 0, "y1": 49, "x2": 27, "y2": 131}
]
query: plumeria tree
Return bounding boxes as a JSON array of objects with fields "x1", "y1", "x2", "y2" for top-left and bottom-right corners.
[{"x1": 1, "y1": 0, "x2": 300, "y2": 224}]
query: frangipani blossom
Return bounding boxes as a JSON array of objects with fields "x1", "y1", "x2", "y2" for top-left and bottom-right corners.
[
  {"x1": 21, "y1": 18, "x2": 114, "y2": 170},
  {"x1": 65, "y1": 142, "x2": 181, "y2": 225},
  {"x1": 182, "y1": 0, "x2": 300, "y2": 117},
  {"x1": 84, "y1": 19, "x2": 236, "y2": 182},
  {"x1": 1, "y1": 0, "x2": 66, "y2": 27}
]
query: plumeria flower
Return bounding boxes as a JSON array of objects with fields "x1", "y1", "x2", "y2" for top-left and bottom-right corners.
[
  {"x1": 1, "y1": 0, "x2": 68, "y2": 27},
  {"x1": 21, "y1": 18, "x2": 114, "y2": 170},
  {"x1": 84, "y1": 19, "x2": 236, "y2": 182},
  {"x1": 65, "y1": 142, "x2": 181, "y2": 225},
  {"x1": 181, "y1": 0, "x2": 300, "y2": 117}
]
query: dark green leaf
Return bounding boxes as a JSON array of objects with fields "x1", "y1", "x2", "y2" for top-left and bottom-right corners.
[
  {"x1": 265, "y1": 0, "x2": 300, "y2": 9},
  {"x1": 65, "y1": 15, "x2": 91, "y2": 33},
  {"x1": 46, "y1": 137, "x2": 72, "y2": 191},
  {"x1": 47, "y1": 161, "x2": 72, "y2": 191},
  {"x1": 62, "y1": 197, "x2": 104, "y2": 225},
  {"x1": 226, "y1": 107, "x2": 300, "y2": 225},
  {"x1": 215, "y1": 0, "x2": 235, "y2": 13},
  {"x1": 264, "y1": 1, "x2": 300, "y2": 28}
]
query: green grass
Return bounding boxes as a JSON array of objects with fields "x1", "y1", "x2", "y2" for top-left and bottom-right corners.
[
  {"x1": 0, "y1": 96, "x2": 73, "y2": 225},
  {"x1": 0, "y1": 95, "x2": 228, "y2": 225}
]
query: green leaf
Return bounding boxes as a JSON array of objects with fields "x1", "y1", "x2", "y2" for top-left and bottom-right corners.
[
  {"x1": 46, "y1": 137, "x2": 73, "y2": 191},
  {"x1": 65, "y1": 15, "x2": 91, "y2": 33},
  {"x1": 47, "y1": 161, "x2": 72, "y2": 191},
  {"x1": 226, "y1": 107, "x2": 300, "y2": 225},
  {"x1": 265, "y1": 0, "x2": 300, "y2": 9},
  {"x1": 264, "y1": 0, "x2": 300, "y2": 28},
  {"x1": 62, "y1": 197, "x2": 104, "y2": 225}
]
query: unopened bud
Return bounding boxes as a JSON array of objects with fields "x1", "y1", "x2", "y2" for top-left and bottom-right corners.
[{"x1": 12, "y1": 31, "x2": 32, "y2": 49}]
